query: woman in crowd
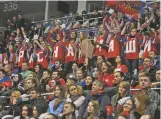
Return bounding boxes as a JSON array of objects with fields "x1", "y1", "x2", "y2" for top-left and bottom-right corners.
[
  {"x1": 32, "y1": 106, "x2": 42, "y2": 118},
  {"x1": 111, "y1": 81, "x2": 131, "y2": 110},
  {"x1": 114, "y1": 56, "x2": 128, "y2": 73},
  {"x1": 130, "y1": 92, "x2": 149, "y2": 119},
  {"x1": 83, "y1": 100, "x2": 100, "y2": 119},
  {"x1": 47, "y1": 85, "x2": 66, "y2": 117},
  {"x1": 81, "y1": 58, "x2": 94, "y2": 76},
  {"x1": 14, "y1": 105, "x2": 30, "y2": 119},
  {"x1": 34, "y1": 64, "x2": 44, "y2": 80},
  {"x1": 66, "y1": 84, "x2": 85, "y2": 119},
  {"x1": 116, "y1": 97, "x2": 134, "y2": 119},
  {"x1": 98, "y1": 61, "x2": 115, "y2": 87},
  {"x1": 83, "y1": 75, "x2": 94, "y2": 90}
]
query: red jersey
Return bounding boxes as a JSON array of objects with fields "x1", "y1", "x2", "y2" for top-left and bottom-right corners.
[
  {"x1": 98, "y1": 73, "x2": 115, "y2": 87},
  {"x1": 64, "y1": 42, "x2": 76, "y2": 63},
  {"x1": 36, "y1": 48, "x2": 49, "y2": 69},
  {"x1": 142, "y1": 35, "x2": 157, "y2": 59},
  {"x1": 94, "y1": 35, "x2": 108, "y2": 57},
  {"x1": 107, "y1": 34, "x2": 121, "y2": 58},
  {"x1": 4, "y1": 52, "x2": 16, "y2": 70},
  {"x1": 18, "y1": 48, "x2": 27, "y2": 67},
  {"x1": 125, "y1": 36, "x2": 141, "y2": 59},
  {"x1": 115, "y1": 65, "x2": 128, "y2": 73},
  {"x1": 52, "y1": 41, "x2": 64, "y2": 63},
  {"x1": 28, "y1": 54, "x2": 35, "y2": 69}
]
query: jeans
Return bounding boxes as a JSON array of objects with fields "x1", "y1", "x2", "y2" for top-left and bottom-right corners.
[{"x1": 125, "y1": 59, "x2": 138, "y2": 75}]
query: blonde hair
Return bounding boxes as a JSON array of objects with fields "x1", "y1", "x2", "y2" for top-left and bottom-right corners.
[
  {"x1": 68, "y1": 85, "x2": 83, "y2": 96},
  {"x1": 12, "y1": 91, "x2": 21, "y2": 98},
  {"x1": 87, "y1": 100, "x2": 100, "y2": 119},
  {"x1": 119, "y1": 81, "x2": 130, "y2": 90}
]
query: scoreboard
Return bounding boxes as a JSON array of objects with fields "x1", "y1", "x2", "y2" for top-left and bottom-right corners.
[{"x1": 0, "y1": 1, "x2": 46, "y2": 26}]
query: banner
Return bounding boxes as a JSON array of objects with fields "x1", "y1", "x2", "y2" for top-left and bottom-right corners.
[{"x1": 106, "y1": 1, "x2": 146, "y2": 16}]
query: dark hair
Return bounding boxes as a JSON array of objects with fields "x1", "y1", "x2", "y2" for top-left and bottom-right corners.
[
  {"x1": 82, "y1": 10, "x2": 87, "y2": 14},
  {"x1": 144, "y1": 56, "x2": 153, "y2": 62},
  {"x1": 44, "y1": 69, "x2": 51, "y2": 76},
  {"x1": 45, "y1": 113, "x2": 57, "y2": 119},
  {"x1": 98, "y1": 55, "x2": 106, "y2": 62},
  {"x1": 93, "y1": 7, "x2": 98, "y2": 12},
  {"x1": 0, "y1": 69, "x2": 6, "y2": 75},
  {"x1": 144, "y1": 8, "x2": 149, "y2": 12},
  {"x1": 29, "y1": 88, "x2": 40, "y2": 95},
  {"x1": 102, "y1": 61, "x2": 114, "y2": 74},
  {"x1": 141, "y1": 72, "x2": 152, "y2": 82},
  {"x1": 115, "y1": 71, "x2": 125, "y2": 78},
  {"x1": 65, "y1": 102, "x2": 76, "y2": 111},
  {"x1": 20, "y1": 105, "x2": 32, "y2": 118}
]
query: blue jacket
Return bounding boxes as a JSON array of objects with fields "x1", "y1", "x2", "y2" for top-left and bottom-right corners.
[{"x1": 48, "y1": 99, "x2": 65, "y2": 117}]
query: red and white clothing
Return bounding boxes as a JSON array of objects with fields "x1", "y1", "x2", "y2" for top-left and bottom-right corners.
[
  {"x1": 28, "y1": 53, "x2": 35, "y2": 69},
  {"x1": 18, "y1": 48, "x2": 28, "y2": 67},
  {"x1": 36, "y1": 48, "x2": 49, "y2": 69},
  {"x1": 115, "y1": 65, "x2": 128, "y2": 73},
  {"x1": 142, "y1": 33, "x2": 157, "y2": 59},
  {"x1": 98, "y1": 73, "x2": 115, "y2": 87},
  {"x1": 124, "y1": 34, "x2": 142, "y2": 59},
  {"x1": 52, "y1": 41, "x2": 64, "y2": 63},
  {"x1": 64, "y1": 42, "x2": 76, "y2": 63},
  {"x1": 94, "y1": 35, "x2": 108, "y2": 57},
  {"x1": 3, "y1": 52, "x2": 16, "y2": 70},
  {"x1": 107, "y1": 33, "x2": 121, "y2": 58}
]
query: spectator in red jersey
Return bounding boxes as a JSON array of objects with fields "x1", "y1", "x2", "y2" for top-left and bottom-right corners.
[
  {"x1": 121, "y1": 22, "x2": 142, "y2": 76},
  {"x1": 64, "y1": 31, "x2": 77, "y2": 73},
  {"x1": 114, "y1": 55, "x2": 128, "y2": 73},
  {"x1": 98, "y1": 61, "x2": 115, "y2": 87},
  {"x1": 34, "y1": 40, "x2": 49, "y2": 69},
  {"x1": 94, "y1": 24, "x2": 108, "y2": 58}
]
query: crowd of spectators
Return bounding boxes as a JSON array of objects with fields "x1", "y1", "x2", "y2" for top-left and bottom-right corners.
[{"x1": 0, "y1": 1, "x2": 160, "y2": 119}]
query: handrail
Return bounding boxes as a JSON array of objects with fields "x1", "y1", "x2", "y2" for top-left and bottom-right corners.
[
  {"x1": 32, "y1": 11, "x2": 103, "y2": 24},
  {"x1": 130, "y1": 88, "x2": 160, "y2": 91}
]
